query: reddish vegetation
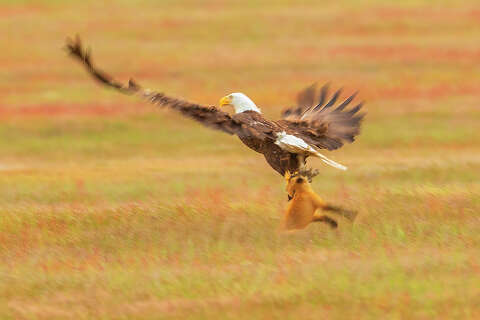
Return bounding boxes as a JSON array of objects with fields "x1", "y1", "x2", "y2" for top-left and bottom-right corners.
[
  {"x1": 470, "y1": 9, "x2": 480, "y2": 19},
  {"x1": 0, "y1": 6, "x2": 44, "y2": 17},
  {"x1": 329, "y1": 45, "x2": 480, "y2": 63},
  {"x1": 375, "y1": 7, "x2": 480, "y2": 20},
  {"x1": 0, "y1": 103, "x2": 149, "y2": 119},
  {"x1": 375, "y1": 84, "x2": 480, "y2": 100},
  {"x1": 2, "y1": 81, "x2": 479, "y2": 121},
  {"x1": 313, "y1": 83, "x2": 480, "y2": 102},
  {"x1": 339, "y1": 83, "x2": 480, "y2": 102}
]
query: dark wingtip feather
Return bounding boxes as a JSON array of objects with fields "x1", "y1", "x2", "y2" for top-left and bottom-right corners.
[
  {"x1": 335, "y1": 91, "x2": 358, "y2": 111},
  {"x1": 347, "y1": 102, "x2": 363, "y2": 115},
  {"x1": 323, "y1": 88, "x2": 343, "y2": 110},
  {"x1": 312, "y1": 83, "x2": 330, "y2": 112}
]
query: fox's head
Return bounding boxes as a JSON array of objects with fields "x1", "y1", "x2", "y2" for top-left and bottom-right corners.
[{"x1": 285, "y1": 171, "x2": 312, "y2": 200}]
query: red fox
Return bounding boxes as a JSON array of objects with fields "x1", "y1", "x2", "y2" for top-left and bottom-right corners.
[{"x1": 283, "y1": 171, "x2": 357, "y2": 230}]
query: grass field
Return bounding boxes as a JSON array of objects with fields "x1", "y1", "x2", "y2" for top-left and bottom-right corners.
[{"x1": 1, "y1": 0, "x2": 480, "y2": 319}]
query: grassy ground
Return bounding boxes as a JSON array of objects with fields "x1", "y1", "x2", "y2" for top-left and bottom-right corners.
[{"x1": 1, "y1": 0, "x2": 480, "y2": 319}]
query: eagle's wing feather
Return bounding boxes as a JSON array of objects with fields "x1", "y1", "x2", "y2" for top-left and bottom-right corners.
[
  {"x1": 281, "y1": 83, "x2": 317, "y2": 120},
  {"x1": 65, "y1": 36, "x2": 265, "y2": 138},
  {"x1": 278, "y1": 84, "x2": 365, "y2": 151}
]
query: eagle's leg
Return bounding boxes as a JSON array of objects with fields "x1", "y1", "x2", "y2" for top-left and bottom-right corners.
[
  {"x1": 296, "y1": 154, "x2": 319, "y2": 182},
  {"x1": 297, "y1": 154, "x2": 306, "y2": 173}
]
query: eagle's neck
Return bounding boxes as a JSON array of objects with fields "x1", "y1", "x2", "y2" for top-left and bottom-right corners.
[{"x1": 235, "y1": 105, "x2": 261, "y2": 114}]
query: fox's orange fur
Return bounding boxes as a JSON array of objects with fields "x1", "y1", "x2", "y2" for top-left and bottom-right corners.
[{"x1": 282, "y1": 172, "x2": 357, "y2": 230}]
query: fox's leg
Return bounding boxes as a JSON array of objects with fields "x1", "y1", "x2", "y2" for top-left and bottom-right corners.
[
  {"x1": 323, "y1": 205, "x2": 358, "y2": 221},
  {"x1": 312, "y1": 213, "x2": 338, "y2": 228},
  {"x1": 311, "y1": 192, "x2": 338, "y2": 229},
  {"x1": 310, "y1": 190, "x2": 358, "y2": 221}
]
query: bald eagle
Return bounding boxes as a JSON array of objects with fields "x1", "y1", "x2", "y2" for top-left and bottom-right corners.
[{"x1": 66, "y1": 36, "x2": 364, "y2": 179}]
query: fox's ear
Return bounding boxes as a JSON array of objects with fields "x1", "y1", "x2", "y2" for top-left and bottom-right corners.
[
  {"x1": 296, "y1": 177, "x2": 304, "y2": 183},
  {"x1": 284, "y1": 171, "x2": 291, "y2": 181}
]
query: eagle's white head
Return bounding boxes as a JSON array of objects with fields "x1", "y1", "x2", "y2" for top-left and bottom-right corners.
[{"x1": 219, "y1": 93, "x2": 261, "y2": 114}]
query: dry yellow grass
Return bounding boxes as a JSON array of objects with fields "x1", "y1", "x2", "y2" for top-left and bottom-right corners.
[{"x1": 1, "y1": 0, "x2": 480, "y2": 319}]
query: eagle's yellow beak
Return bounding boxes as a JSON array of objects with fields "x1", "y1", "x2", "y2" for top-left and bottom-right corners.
[{"x1": 219, "y1": 95, "x2": 232, "y2": 108}]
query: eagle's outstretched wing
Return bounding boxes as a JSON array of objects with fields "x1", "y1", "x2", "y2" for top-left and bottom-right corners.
[
  {"x1": 65, "y1": 36, "x2": 268, "y2": 139},
  {"x1": 278, "y1": 84, "x2": 364, "y2": 151}
]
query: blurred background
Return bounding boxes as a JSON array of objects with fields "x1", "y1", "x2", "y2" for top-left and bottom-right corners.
[{"x1": 1, "y1": 0, "x2": 479, "y2": 319}]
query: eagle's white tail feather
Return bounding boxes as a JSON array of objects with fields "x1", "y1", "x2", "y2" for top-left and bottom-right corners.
[
  {"x1": 275, "y1": 131, "x2": 347, "y2": 171},
  {"x1": 310, "y1": 149, "x2": 347, "y2": 171}
]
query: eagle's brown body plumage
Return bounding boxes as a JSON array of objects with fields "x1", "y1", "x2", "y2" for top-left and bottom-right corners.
[
  {"x1": 66, "y1": 36, "x2": 364, "y2": 177},
  {"x1": 232, "y1": 111, "x2": 302, "y2": 175}
]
